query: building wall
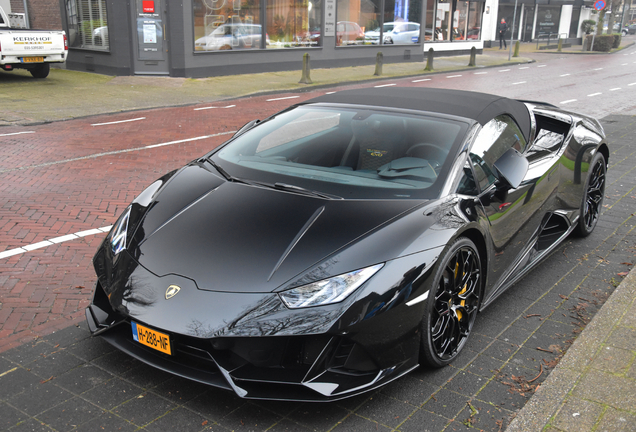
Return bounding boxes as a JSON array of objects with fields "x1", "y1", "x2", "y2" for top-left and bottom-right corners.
[
  {"x1": 4, "y1": 0, "x2": 61, "y2": 29},
  {"x1": 9, "y1": 0, "x2": 23, "y2": 12},
  {"x1": 60, "y1": 0, "x2": 133, "y2": 76},
  {"x1": 27, "y1": 0, "x2": 62, "y2": 29}
]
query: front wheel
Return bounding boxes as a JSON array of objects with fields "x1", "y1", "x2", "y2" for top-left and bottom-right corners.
[
  {"x1": 574, "y1": 151, "x2": 606, "y2": 237},
  {"x1": 30, "y1": 63, "x2": 50, "y2": 79},
  {"x1": 420, "y1": 237, "x2": 482, "y2": 368}
]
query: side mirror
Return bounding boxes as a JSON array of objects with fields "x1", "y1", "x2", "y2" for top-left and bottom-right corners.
[
  {"x1": 233, "y1": 119, "x2": 260, "y2": 138},
  {"x1": 493, "y1": 148, "x2": 528, "y2": 189}
]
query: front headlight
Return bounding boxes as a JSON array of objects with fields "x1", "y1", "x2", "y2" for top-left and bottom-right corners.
[
  {"x1": 279, "y1": 264, "x2": 384, "y2": 309},
  {"x1": 110, "y1": 206, "x2": 131, "y2": 255}
]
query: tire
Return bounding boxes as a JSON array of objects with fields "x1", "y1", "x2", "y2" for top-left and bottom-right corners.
[
  {"x1": 574, "y1": 152, "x2": 606, "y2": 237},
  {"x1": 420, "y1": 237, "x2": 482, "y2": 368},
  {"x1": 30, "y1": 63, "x2": 50, "y2": 79}
]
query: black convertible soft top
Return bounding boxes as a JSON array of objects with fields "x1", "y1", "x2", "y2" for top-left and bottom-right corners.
[{"x1": 305, "y1": 87, "x2": 532, "y2": 142}]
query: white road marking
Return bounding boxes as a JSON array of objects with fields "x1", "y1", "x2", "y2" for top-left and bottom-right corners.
[
  {"x1": 474, "y1": 72, "x2": 488, "y2": 75},
  {"x1": 518, "y1": 67, "x2": 529, "y2": 70},
  {"x1": 537, "y1": 65, "x2": 547, "y2": 68},
  {"x1": 512, "y1": 81, "x2": 526, "y2": 85},
  {"x1": 587, "y1": 93, "x2": 602, "y2": 97},
  {"x1": 266, "y1": 96, "x2": 300, "y2": 101},
  {"x1": 446, "y1": 75, "x2": 462, "y2": 78},
  {"x1": 560, "y1": 99, "x2": 577, "y2": 104},
  {"x1": 622, "y1": 63, "x2": 628, "y2": 66},
  {"x1": 0, "y1": 132, "x2": 236, "y2": 174},
  {"x1": 593, "y1": 68, "x2": 603, "y2": 71},
  {"x1": 560, "y1": 74, "x2": 571, "y2": 77},
  {"x1": 499, "y1": 69, "x2": 511, "y2": 72},
  {"x1": 610, "y1": 88, "x2": 621, "y2": 91},
  {"x1": 629, "y1": 83, "x2": 636, "y2": 86},
  {"x1": 194, "y1": 105, "x2": 235, "y2": 111},
  {"x1": 0, "y1": 131, "x2": 35, "y2": 137},
  {"x1": 374, "y1": 83, "x2": 396, "y2": 88},
  {"x1": 0, "y1": 226, "x2": 114, "y2": 260},
  {"x1": 91, "y1": 117, "x2": 146, "y2": 126},
  {"x1": 325, "y1": 91, "x2": 337, "y2": 94},
  {"x1": 412, "y1": 78, "x2": 431, "y2": 82}
]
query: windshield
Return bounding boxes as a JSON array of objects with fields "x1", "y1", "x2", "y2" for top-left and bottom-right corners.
[{"x1": 212, "y1": 105, "x2": 468, "y2": 199}]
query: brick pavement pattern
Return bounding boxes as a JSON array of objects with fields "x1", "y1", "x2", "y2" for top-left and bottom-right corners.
[
  {"x1": 508, "y1": 269, "x2": 636, "y2": 431},
  {"x1": 0, "y1": 97, "x2": 298, "y2": 352},
  {"x1": 0, "y1": 100, "x2": 635, "y2": 430}
]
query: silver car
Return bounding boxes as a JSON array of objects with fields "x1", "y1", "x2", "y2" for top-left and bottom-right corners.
[
  {"x1": 383, "y1": 22, "x2": 420, "y2": 44},
  {"x1": 195, "y1": 24, "x2": 263, "y2": 51}
]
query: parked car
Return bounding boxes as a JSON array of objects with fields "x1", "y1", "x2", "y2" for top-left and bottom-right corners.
[
  {"x1": 87, "y1": 87, "x2": 608, "y2": 401},
  {"x1": 622, "y1": 24, "x2": 636, "y2": 35},
  {"x1": 195, "y1": 24, "x2": 263, "y2": 51},
  {"x1": 0, "y1": 6, "x2": 67, "y2": 78},
  {"x1": 336, "y1": 21, "x2": 365, "y2": 45}
]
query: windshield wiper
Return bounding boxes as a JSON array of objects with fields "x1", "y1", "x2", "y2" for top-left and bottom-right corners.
[
  {"x1": 207, "y1": 159, "x2": 234, "y2": 181},
  {"x1": 274, "y1": 183, "x2": 342, "y2": 200},
  {"x1": 206, "y1": 160, "x2": 340, "y2": 199}
]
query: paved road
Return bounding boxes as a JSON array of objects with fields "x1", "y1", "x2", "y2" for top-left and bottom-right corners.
[{"x1": 0, "y1": 52, "x2": 635, "y2": 431}]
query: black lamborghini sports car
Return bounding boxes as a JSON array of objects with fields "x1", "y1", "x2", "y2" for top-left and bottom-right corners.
[{"x1": 87, "y1": 88, "x2": 608, "y2": 401}]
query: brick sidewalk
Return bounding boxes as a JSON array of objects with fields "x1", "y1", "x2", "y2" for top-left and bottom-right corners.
[{"x1": 508, "y1": 269, "x2": 636, "y2": 431}]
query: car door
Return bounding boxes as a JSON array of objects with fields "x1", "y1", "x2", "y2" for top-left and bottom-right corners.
[{"x1": 467, "y1": 115, "x2": 550, "y2": 299}]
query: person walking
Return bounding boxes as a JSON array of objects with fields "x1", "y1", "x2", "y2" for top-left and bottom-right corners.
[{"x1": 498, "y1": 18, "x2": 508, "y2": 49}]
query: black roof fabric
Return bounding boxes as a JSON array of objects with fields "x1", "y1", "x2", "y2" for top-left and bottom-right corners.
[{"x1": 305, "y1": 87, "x2": 532, "y2": 142}]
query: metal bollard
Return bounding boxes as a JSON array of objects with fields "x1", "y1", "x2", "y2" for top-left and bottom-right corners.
[
  {"x1": 424, "y1": 48, "x2": 434, "y2": 71},
  {"x1": 468, "y1": 47, "x2": 476, "y2": 67},
  {"x1": 513, "y1": 40, "x2": 520, "y2": 57},
  {"x1": 299, "y1": 53, "x2": 312, "y2": 84},
  {"x1": 374, "y1": 52, "x2": 383, "y2": 76}
]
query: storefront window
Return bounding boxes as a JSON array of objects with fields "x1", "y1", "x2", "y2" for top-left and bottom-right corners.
[
  {"x1": 382, "y1": 0, "x2": 422, "y2": 44},
  {"x1": 267, "y1": 0, "x2": 322, "y2": 48},
  {"x1": 497, "y1": 5, "x2": 522, "y2": 41},
  {"x1": 435, "y1": 0, "x2": 450, "y2": 40},
  {"x1": 193, "y1": 0, "x2": 262, "y2": 51},
  {"x1": 569, "y1": 6, "x2": 581, "y2": 38},
  {"x1": 64, "y1": 0, "x2": 109, "y2": 50},
  {"x1": 336, "y1": 0, "x2": 380, "y2": 45},
  {"x1": 535, "y1": 5, "x2": 560, "y2": 38},
  {"x1": 426, "y1": 0, "x2": 482, "y2": 42},
  {"x1": 424, "y1": 0, "x2": 434, "y2": 40}
]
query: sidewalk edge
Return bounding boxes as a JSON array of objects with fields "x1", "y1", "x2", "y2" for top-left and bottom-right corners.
[{"x1": 506, "y1": 266, "x2": 636, "y2": 431}]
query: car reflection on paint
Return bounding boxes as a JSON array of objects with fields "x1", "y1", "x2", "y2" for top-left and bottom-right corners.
[{"x1": 87, "y1": 87, "x2": 608, "y2": 402}]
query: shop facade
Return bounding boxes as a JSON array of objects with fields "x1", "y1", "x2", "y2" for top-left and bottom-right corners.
[{"x1": 58, "y1": 0, "x2": 593, "y2": 77}]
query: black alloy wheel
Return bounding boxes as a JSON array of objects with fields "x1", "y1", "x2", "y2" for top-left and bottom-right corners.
[
  {"x1": 420, "y1": 237, "x2": 482, "y2": 367},
  {"x1": 575, "y1": 152, "x2": 606, "y2": 237}
]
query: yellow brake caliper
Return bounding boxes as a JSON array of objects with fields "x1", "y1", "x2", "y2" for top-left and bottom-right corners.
[{"x1": 454, "y1": 262, "x2": 467, "y2": 321}]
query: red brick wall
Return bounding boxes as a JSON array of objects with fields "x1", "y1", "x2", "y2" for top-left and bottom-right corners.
[
  {"x1": 9, "y1": 0, "x2": 25, "y2": 13},
  {"x1": 8, "y1": 0, "x2": 62, "y2": 29},
  {"x1": 27, "y1": 0, "x2": 62, "y2": 29}
]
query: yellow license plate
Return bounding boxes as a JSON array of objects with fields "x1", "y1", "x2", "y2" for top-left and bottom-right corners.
[
  {"x1": 22, "y1": 57, "x2": 44, "y2": 63},
  {"x1": 132, "y1": 321, "x2": 172, "y2": 355}
]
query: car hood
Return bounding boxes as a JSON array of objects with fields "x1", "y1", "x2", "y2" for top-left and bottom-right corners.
[{"x1": 128, "y1": 163, "x2": 424, "y2": 293}]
